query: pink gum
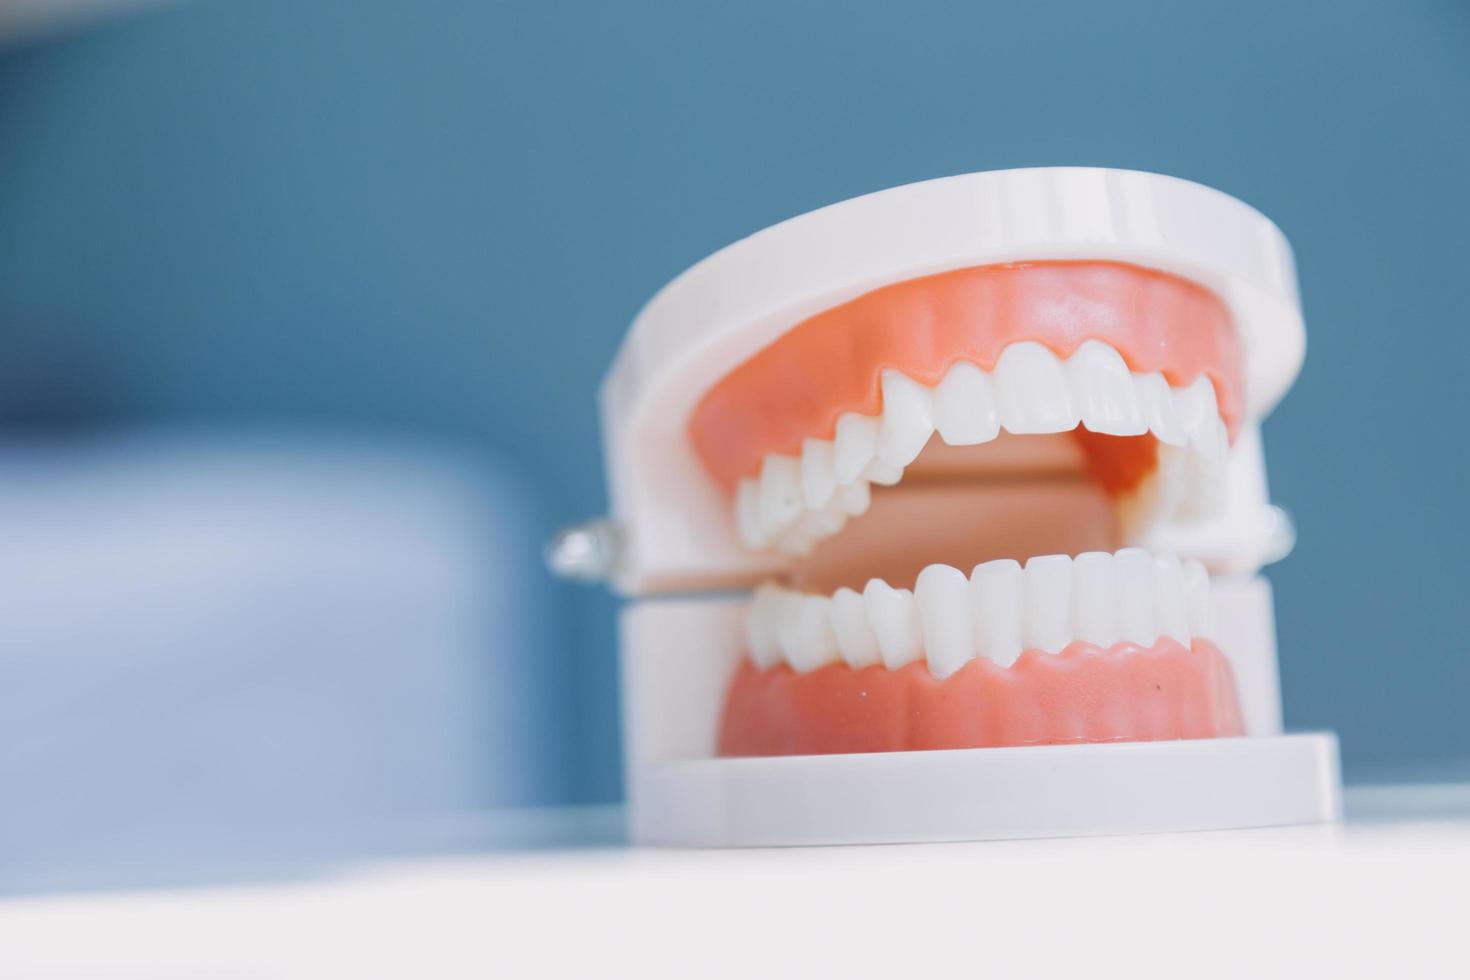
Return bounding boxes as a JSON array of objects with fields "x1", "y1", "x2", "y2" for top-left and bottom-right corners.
[
  {"x1": 717, "y1": 637, "x2": 1245, "y2": 757},
  {"x1": 690, "y1": 261, "x2": 1243, "y2": 488}
]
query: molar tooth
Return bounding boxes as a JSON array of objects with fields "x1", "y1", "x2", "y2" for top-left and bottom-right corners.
[
  {"x1": 736, "y1": 478, "x2": 765, "y2": 548},
  {"x1": 833, "y1": 413, "x2": 880, "y2": 484},
  {"x1": 1152, "y1": 554, "x2": 1190, "y2": 645},
  {"x1": 745, "y1": 583, "x2": 786, "y2": 669},
  {"x1": 1023, "y1": 554, "x2": 1073, "y2": 654},
  {"x1": 1071, "y1": 551, "x2": 1119, "y2": 648},
  {"x1": 1067, "y1": 341, "x2": 1147, "y2": 436},
  {"x1": 779, "y1": 594, "x2": 840, "y2": 673},
  {"x1": 877, "y1": 370, "x2": 934, "y2": 468},
  {"x1": 830, "y1": 586, "x2": 881, "y2": 668},
  {"x1": 970, "y1": 558, "x2": 1023, "y2": 667},
  {"x1": 830, "y1": 479, "x2": 871, "y2": 517},
  {"x1": 1114, "y1": 547, "x2": 1158, "y2": 646},
  {"x1": 800, "y1": 438, "x2": 837, "y2": 510},
  {"x1": 995, "y1": 342, "x2": 1079, "y2": 434},
  {"x1": 862, "y1": 578, "x2": 922, "y2": 669},
  {"x1": 1136, "y1": 372, "x2": 1187, "y2": 446},
  {"x1": 758, "y1": 454, "x2": 803, "y2": 534},
  {"x1": 915, "y1": 563, "x2": 973, "y2": 679},
  {"x1": 933, "y1": 361, "x2": 1000, "y2": 446},
  {"x1": 1183, "y1": 559, "x2": 1212, "y2": 640}
]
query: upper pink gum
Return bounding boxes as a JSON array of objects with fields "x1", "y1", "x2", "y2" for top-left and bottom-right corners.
[{"x1": 690, "y1": 260, "x2": 1244, "y2": 488}]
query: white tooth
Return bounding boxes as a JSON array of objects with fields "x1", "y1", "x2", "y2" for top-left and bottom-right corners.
[
  {"x1": 1136, "y1": 372, "x2": 1187, "y2": 446},
  {"x1": 830, "y1": 479, "x2": 871, "y2": 516},
  {"x1": 779, "y1": 594, "x2": 839, "y2": 673},
  {"x1": 1183, "y1": 559, "x2": 1212, "y2": 640},
  {"x1": 862, "y1": 578, "x2": 922, "y2": 669},
  {"x1": 758, "y1": 454, "x2": 802, "y2": 533},
  {"x1": 833, "y1": 413, "x2": 880, "y2": 484},
  {"x1": 800, "y1": 438, "x2": 837, "y2": 509},
  {"x1": 969, "y1": 558, "x2": 1023, "y2": 667},
  {"x1": 1114, "y1": 548, "x2": 1157, "y2": 646},
  {"x1": 1117, "y1": 441, "x2": 1189, "y2": 541},
  {"x1": 795, "y1": 506, "x2": 845, "y2": 538},
  {"x1": 995, "y1": 342, "x2": 1079, "y2": 434},
  {"x1": 1023, "y1": 554, "x2": 1073, "y2": 654},
  {"x1": 1066, "y1": 341, "x2": 1147, "y2": 436},
  {"x1": 830, "y1": 586, "x2": 881, "y2": 668},
  {"x1": 1152, "y1": 554, "x2": 1190, "y2": 645},
  {"x1": 771, "y1": 528, "x2": 814, "y2": 556},
  {"x1": 1071, "y1": 551, "x2": 1118, "y2": 648},
  {"x1": 915, "y1": 564, "x2": 973, "y2": 678},
  {"x1": 1176, "y1": 377, "x2": 1222, "y2": 449},
  {"x1": 736, "y1": 478, "x2": 765, "y2": 548},
  {"x1": 745, "y1": 583, "x2": 787, "y2": 669},
  {"x1": 877, "y1": 370, "x2": 934, "y2": 468},
  {"x1": 933, "y1": 361, "x2": 1000, "y2": 446},
  {"x1": 862, "y1": 458, "x2": 904, "y2": 486}
]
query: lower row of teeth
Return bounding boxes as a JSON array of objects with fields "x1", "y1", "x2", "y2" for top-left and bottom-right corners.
[
  {"x1": 746, "y1": 549, "x2": 1211, "y2": 680},
  {"x1": 736, "y1": 340, "x2": 1230, "y2": 555}
]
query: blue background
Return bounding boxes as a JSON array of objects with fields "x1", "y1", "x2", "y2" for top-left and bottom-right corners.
[{"x1": 1, "y1": 0, "x2": 1466, "y2": 803}]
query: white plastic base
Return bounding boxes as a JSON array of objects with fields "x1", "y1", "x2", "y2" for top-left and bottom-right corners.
[{"x1": 633, "y1": 733, "x2": 1341, "y2": 847}]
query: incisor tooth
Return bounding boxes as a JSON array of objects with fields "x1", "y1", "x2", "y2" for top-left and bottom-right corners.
[
  {"x1": 800, "y1": 438, "x2": 837, "y2": 509},
  {"x1": 933, "y1": 361, "x2": 1000, "y2": 446},
  {"x1": 862, "y1": 578, "x2": 922, "y2": 669},
  {"x1": 780, "y1": 594, "x2": 839, "y2": 672},
  {"x1": 758, "y1": 454, "x2": 802, "y2": 534},
  {"x1": 830, "y1": 586, "x2": 880, "y2": 668},
  {"x1": 1114, "y1": 548, "x2": 1158, "y2": 646},
  {"x1": 1023, "y1": 554, "x2": 1072, "y2": 653},
  {"x1": 915, "y1": 564, "x2": 973, "y2": 678},
  {"x1": 970, "y1": 558, "x2": 1023, "y2": 667},
  {"x1": 745, "y1": 583, "x2": 785, "y2": 669},
  {"x1": 1152, "y1": 553, "x2": 1190, "y2": 644},
  {"x1": 1068, "y1": 340, "x2": 1147, "y2": 436},
  {"x1": 833, "y1": 413, "x2": 879, "y2": 484},
  {"x1": 1183, "y1": 559, "x2": 1212, "y2": 640},
  {"x1": 995, "y1": 342, "x2": 1079, "y2": 434},
  {"x1": 1072, "y1": 551, "x2": 1119, "y2": 647},
  {"x1": 877, "y1": 370, "x2": 934, "y2": 468}
]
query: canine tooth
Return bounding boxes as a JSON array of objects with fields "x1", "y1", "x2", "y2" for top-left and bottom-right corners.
[
  {"x1": 970, "y1": 558, "x2": 1023, "y2": 667},
  {"x1": 1176, "y1": 377, "x2": 1222, "y2": 448},
  {"x1": 800, "y1": 438, "x2": 837, "y2": 509},
  {"x1": 933, "y1": 361, "x2": 1000, "y2": 445},
  {"x1": 1136, "y1": 372, "x2": 1187, "y2": 446},
  {"x1": 862, "y1": 458, "x2": 904, "y2": 486},
  {"x1": 1071, "y1": 551, "x2": 1119, "y2": 647},
  {"x1": 834, "y1": 413, "x2": 880, "y2": 484},
  {"x1": 830, "y1": 479, "x2": 871, "y2": 516},
  {"x1": 745, "y1": 583, "x2": 786, "y2": 669},
  {"x1": 779, "y1": 594, "x2": 840, "y2": 672},
  {"x1": 831, "y1": 586, "x2": 881, "y2": 668},
  {"x1": 862, "y1": 578, "x2": 922, "y2": 669},
  {"x1": 915, "y1": 563, "x2": 973, "y2": 678},
  {"x1": 736, "y1": 478, "x2": 765, "y2": 548},
  {"x1": 758, "y1": 454, "x2": 803, "y2": 533},
  {"x1": 1183, "y1": 559, "x2": 1212, "y2": 639},
  {"x1": 1023, "y1": 554, "x2": 1072, "y2": 653},
  {"x1": 995, "y1": 342, "x2": 1079, "y2": 434},
  {"x1": 877, "y1": 370, "x2": 934, "y2": 468},
  {"x1": 1114, "y1": 547, "x2": 1157, "y2": 646},
  {"x1": 1152, "y1": 554, "x2": 1189, "y2": 645},
  {"x1": 1067, "y1": 341, "x2": 1147, "y2": 436}
]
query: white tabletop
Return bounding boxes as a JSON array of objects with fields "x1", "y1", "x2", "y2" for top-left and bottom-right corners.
[{"x1": 3, "y1": 787, "x2": 1467, "y2": 979}]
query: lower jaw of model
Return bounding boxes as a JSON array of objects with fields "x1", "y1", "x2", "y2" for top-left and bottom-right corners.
[{"x1": 689, "y1": 260, "x2": 1249, "y2": 756}]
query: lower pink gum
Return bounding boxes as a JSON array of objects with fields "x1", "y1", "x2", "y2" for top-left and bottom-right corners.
[{"x1": 716, "y1": 637, "x2": 1244, "y2": 757}]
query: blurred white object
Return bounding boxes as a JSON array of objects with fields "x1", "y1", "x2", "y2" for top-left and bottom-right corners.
[{"x1": 0, "y1": 431, "x2": 563, "y2": 892}]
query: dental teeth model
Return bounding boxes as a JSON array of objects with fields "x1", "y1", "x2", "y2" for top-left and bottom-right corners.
[{"x1": 558, "y1": 168, "x2": 1341, "y2": 845}]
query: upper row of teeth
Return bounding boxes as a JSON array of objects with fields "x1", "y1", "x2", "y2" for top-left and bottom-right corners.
[
  {"x1": 735, "y1": 340, "x2": 1230, "y2": 554},
  {"x1": 746, "y1": 549, "x2": 1211, "y2": 680}
]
